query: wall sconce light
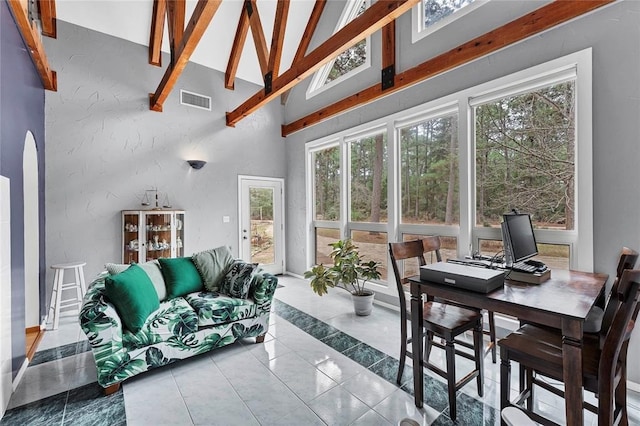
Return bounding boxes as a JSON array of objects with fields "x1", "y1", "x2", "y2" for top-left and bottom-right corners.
[{"x1": 187, "y1": 160, "x2": 207, "y2": 170}]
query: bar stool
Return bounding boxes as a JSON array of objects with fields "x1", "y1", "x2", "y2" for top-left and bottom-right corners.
[{"x1": 48, "y1": 261, "x2": 87, "y2": 329}]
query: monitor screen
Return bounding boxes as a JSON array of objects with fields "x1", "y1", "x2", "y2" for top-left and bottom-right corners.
[{"x1": 502, "y1": 213, "x2": 538, "y2": 263}]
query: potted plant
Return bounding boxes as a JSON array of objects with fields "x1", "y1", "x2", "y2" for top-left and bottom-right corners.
[{"x1": 304, "y1": 239, "x2": 381, "y2": 316}]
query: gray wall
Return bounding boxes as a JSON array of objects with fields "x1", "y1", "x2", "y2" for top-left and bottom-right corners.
[
  {"x1": 0, "y1": 1, "x2": 47, "y2": 376},
  {"x1": 43, "y1": 22, "x2": 286, "y2": 294},
  {"x1": 284, "y1": 2, "x2": 640, "y2": 381}
]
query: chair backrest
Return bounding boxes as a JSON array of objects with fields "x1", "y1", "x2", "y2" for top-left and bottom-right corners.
[
  {"x1": 598, "y1": 269, "x2": 640, "y2": 424},
  {"x1": 600, "y1": 247, "x2": 639, "y2": 343},
  {"x1": 389, "y1": 237, "x2": 442, "y2": 317}
]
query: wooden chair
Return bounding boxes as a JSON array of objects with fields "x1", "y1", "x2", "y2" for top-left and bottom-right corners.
[
  {"x1": 499, "y1": 268, "x2": 640, "y2": 426},
  {"x1": 419, "y1": 237, "x2": 497, "y2": 363},
  {"x1": 389, "y1": 238, "x2": 484, "y2": 421}
]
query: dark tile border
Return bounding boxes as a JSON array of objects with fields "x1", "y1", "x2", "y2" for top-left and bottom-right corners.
[
  {"x1": 29, "y1": 339, "x2": 91, "y2": 367},
  {"x1": 273, "y1": 298, "x2": 494, "y2": 423}
]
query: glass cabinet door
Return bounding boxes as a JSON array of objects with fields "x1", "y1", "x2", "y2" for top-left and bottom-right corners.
[
  {"x1": 145, "y1": 213, "x2": 173, "y2": 261},
  {"x1": 175, "y1": 212, "x2": 184, "y2": 258},
  {"x1": 123, "y1": 213, "x2": 140, "y2": 264}
]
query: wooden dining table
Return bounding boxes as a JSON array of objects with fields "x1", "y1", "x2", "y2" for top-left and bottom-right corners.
[{"x1": 408, "y1": 269, "x2": 608, "y2": 426}]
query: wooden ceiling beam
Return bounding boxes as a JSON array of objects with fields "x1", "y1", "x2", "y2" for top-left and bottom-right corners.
[
  {"x1": 246, "y1": 0, "x2": 269, "y2": 79},
  {"x1": 149, "y1": 0, "x2": 222, "y2": 112},
  {"x1": 380, "y1": 20, "x2": 395, "y2": 90},
  {"x1": 281, "y1": 0, "x2": 613, "y2": 136},
  {"x1": 167, "y1": 0, "x2": 186, "y2": 63},
  {"x1": 267, "y1": 0, "x2": 290, "y2": 79},
  {"x1": 281, "y1": 0, "x2": 326, "y2": 105},
  {"x1": 225, "y1": 6, "x2": 250, "y2": 90},
  {"x1": 149, "y1": 0, "x2": 166, "y2": 67},
  {"x1": 7, "y1": 0, "x2": 57, "y2": 91},
  {"x1": 37, "y1": 0, "x2": 56, "y2": 38},
  {"x1": 227, "y1": 0, "x2": 419, "y2": 127}
]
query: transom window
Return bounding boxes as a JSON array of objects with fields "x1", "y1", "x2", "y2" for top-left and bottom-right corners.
[
  {"x1": 412, "y1": 0, "x2": 486, "y2": 43},
  {"x1": 307, "y1": 0, "x2": 370, "y2": 97}
]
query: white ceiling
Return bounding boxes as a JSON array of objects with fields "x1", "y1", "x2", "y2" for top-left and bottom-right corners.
[{"x1": 56, "y1": 0, "x2": 317, "y2": 86}]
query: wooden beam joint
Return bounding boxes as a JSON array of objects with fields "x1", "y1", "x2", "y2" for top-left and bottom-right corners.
[
  {"x1": 264, "y1": 71, "x2": 273, "y2": 95},
  {"x1": 245, "y1": 0, "x2": 253, "y2": 17}
]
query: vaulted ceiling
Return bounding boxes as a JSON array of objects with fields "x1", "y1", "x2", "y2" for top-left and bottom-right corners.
[{"x1": 8, "y1": 0, "x2": 614, "y2": 136}]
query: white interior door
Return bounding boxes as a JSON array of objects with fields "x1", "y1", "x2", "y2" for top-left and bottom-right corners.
[{"x1": 239, "y1": 176, "x2": 284, "y2": 275}]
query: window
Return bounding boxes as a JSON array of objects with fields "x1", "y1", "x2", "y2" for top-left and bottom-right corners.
[
  {"x1": 412, "y1": 0, "x2": 486, "y2": 43},
  {"x1": 313, "y1": 146, "x2": 340, "y2": 221},
  {"x1": 399, "y1": 112, "x2": 459, "y2": 226},
  {"x1": 307, "y1": 49, "x2": 593, "y2": 296},
  {"x1": 349, "y1": 131, "x2": 387, "y2": 223},
  {"x1": 307, "y1": 0, "x2": 370, "y2": 97}
]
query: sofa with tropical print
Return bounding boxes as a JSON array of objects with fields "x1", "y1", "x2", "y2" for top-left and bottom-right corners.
[{"x1": 79, "y1": 268, "x2": 278, "y2": 389}]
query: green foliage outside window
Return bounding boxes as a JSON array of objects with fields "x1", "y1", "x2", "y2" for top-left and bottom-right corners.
[{"x1": 475, "y1": 81, "x2": 576, "y2": 230}]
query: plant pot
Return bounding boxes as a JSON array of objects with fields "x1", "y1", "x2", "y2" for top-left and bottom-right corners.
[{"x1": 351, "y1": 291, "x2": 375, "y2": 316}]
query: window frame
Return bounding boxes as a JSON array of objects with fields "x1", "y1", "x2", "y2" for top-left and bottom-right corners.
[{"x1": 306, "y1": 48, "x2": 593, "y2": 297}]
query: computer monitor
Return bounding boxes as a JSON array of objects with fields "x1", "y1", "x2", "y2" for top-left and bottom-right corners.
[{"x1": 501, "y1": 212, "x2": 538, "y2": 266}]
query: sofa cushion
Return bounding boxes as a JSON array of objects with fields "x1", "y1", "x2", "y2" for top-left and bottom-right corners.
[
  {"x1": 184, "y1": 291, "x2": 257, "y2": 327},
  {"x1": 192, "y1": 246, "x2": 234, "y2": 292},
  {"x1": 159, "y1": 257, "x2": 203, "y2": 299},
  {"x1": 220, "y1": 260, "x2": 258, "y2": 299},
  {"x1": 105, "y1": 264, "x2": 160, "y2": 333},
  {"x1": 105, "y1": 261, "x2": 167, "y2": 301},
  {"x1": 122, "y1": 297, "x2": 198, "y2": 351}
]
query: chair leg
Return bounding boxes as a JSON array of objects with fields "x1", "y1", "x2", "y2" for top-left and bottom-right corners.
[
  {"x1": 445, "y1": 337, "x2": 457, "y2": 421},
  {"x1": 615, "y1": 364, "x2": 628, "y2": 426},
  {"x1": 425, "y1": 330, "x2": 434, "y2": 360},
  {"x1": 488, "y1": 311, "x2": 497, "y2": 364},
  {"x1": 525, "y1": 368, "x2": 534, "y2": 409},
  {"x1": 474, "y1": 320, "x2": 484, "y2": 397},
  {"x1": 397, "y1": 319, "x2": 408, "y2": 385},
  {"x1": 500, "y1": 349, "x2": 511, "y2": 413}
]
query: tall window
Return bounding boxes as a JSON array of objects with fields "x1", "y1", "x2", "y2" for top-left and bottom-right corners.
[
  {"x1": 399, "y1": 114, "x2": 459, "y2": 226},
  {"x1": 474, "y1": 80, "x2": 576, "y2": 268},
  {"x1": 307, "y1": 0, "x2": 370, "y2": 97},
  {"x1": 349, "y1": 132, "x2": 387, "y2": 223},
  {"x1": 314, "y1": 146, "x2": 340, "y2": 221}
]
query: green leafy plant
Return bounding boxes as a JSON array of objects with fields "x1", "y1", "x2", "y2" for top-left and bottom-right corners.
[{"x1": 304, "y1": 239, "x2": 381, "y2": 296}]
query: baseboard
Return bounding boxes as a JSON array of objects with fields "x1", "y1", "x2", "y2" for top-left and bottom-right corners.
[
  {"x1": 12, "y1": 358, "x2": 28, "y2": 392},
  {"x1": 628, "y1": 380, "x2": 640, "y2": 393},
  {"x1": 284, "y1": 271, "x2": 304, "y2": 280}
]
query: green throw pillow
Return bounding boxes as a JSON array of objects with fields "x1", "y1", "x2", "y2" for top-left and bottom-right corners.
[
  {"x1": 192, "y1": 246, "x2": 234, "y2": 292},
  {"x1": 220, "y1": 260, "x2": 258, "y2": 299},
  {"x1": 106, "y1": 261, "x2": 167, "y2": 301},
  {"x1": 105, "y1": 264, "x2": 160, "y2": 333},
  {"x1": 159, "y1": 257, "x2": 203, "y2": 299}
]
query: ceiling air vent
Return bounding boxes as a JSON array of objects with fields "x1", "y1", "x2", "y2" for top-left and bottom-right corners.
[{"x1": 180, "y1": 90, "x2": 211, "y2": 111}]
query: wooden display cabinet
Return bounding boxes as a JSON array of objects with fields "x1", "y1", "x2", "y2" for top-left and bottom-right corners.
[{"x1": 122, "y1": 210, "x2": 185, "y2": 264}]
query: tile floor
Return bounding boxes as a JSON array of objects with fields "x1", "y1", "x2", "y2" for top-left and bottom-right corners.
[{"x1": 2, "y1": 274, "x2": 640, "y2": 425}]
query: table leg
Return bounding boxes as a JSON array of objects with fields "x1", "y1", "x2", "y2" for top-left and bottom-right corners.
[
  {"x1": 411, "y1": 283, "x2": 424, "y2": 408},
  {"x1": 561, "y1": 318, "x2": 584, "y2": 426}
]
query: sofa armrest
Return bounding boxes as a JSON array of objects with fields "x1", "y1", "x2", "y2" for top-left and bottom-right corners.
[
  {"x1": 79, "y1": 273, "x2": 125, "y2": 359},
  {"x1": 250, "y1": 271, "x2": 278, "y2": 311}
]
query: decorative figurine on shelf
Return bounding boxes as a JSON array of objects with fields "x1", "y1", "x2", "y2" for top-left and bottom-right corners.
[
  {"x1": 176, "y1": 237, "x2": 183, "y2": 248},
  {"x1": 153, "y1": 235, "x2": 159, "y2": 249}
]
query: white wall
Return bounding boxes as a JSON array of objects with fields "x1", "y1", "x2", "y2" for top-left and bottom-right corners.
[
  {"x1": 0, "y1": 176, "x2": 12, "y2": 416},
  {"x1": 43, "y1": 22, "x2": 287, "y2": 294},
  {"x1": 284, "y1": 2, "x2": 640, "y2": 382}
]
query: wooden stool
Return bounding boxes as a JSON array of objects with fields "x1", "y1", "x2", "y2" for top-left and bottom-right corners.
[{"x1": 48, "y1": 262, "x2": 87, "y2": 329}]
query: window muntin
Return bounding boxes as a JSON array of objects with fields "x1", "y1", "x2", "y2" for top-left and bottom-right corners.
[
  {"x1": 313, "y1": 146, "x2": 341, "y2": 221},
  {"x1": 399, "y1": 114, "x2": 459, "y2": 226},
  {"x1": 474, "y1": 81, "x2": 576, "y2": 231},
  {"x1": 349, "y1": 131, "x2": 387, "y2": 223}
]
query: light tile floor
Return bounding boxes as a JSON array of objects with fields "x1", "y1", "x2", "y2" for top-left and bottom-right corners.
[{"x1": 2, "y1": 274, "x2": 640, "y2": 425}]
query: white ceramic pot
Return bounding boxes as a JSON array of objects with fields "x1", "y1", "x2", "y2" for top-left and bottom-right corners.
[{"x1": 351, "y1": 291, "x2": 375, "y2": 316}]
